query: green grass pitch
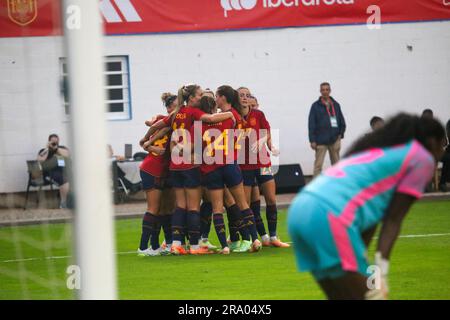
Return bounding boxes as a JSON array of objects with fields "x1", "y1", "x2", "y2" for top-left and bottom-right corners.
[{"x1": 0, "y1": 200, "x2": 449, "y2": 300}]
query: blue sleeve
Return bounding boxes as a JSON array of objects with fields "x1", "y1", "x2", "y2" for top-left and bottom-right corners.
[{"x1": 308, "y1": 104, "x2": 317, "y2": 143}]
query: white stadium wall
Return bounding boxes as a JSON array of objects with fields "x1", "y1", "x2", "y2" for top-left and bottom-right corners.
[{"x1": 0, "y1": 21, "x2": 449, "y2": 193}]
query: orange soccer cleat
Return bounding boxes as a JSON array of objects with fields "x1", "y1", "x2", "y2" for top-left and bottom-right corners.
[
  {"x1": 170, "y1": 244, "x2": 188, "y2": 255},
  {"x1": 189, "y1": 247, "x2": 215, "y2": 255},
  {"x1": 270, "y1": 238, "x2": 290, "y2": 248}
]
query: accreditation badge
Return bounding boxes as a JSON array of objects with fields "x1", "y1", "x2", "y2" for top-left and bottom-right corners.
[
  {"x1": 57, "y1": 157, "x2": 66, "y2": 167},
  {"x1": 330, "y1": 116, "x2": 338, "y2": 128}
]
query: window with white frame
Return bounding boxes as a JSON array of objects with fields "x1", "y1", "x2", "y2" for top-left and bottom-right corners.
[{"x1": 60, "y1": 56, "x2": 131, "y2": 120}]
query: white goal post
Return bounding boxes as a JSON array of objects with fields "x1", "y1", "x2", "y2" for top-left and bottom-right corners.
[{"x1": 62, "y1": 0, "x2": 117, "y2": 300}]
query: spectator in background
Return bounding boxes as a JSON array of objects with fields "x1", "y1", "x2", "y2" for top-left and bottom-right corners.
[
  {"x1": 439, "y1": 119, "x2": 450, "y2": 192},
  {"x1": 37, "y1": 134, "x2": 70, "y2": 208},
  {"x1": 421, "y1": 109, "x2": 434, "y2": 119},
  {"x1": 370, "y1": 116, "x2": 385, "y2": 131},
  {"x1": 308, "y1": 82, "x2": 346, "y2": 177}
]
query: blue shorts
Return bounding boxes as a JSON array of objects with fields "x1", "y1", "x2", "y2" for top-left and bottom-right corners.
[
  {"x1": 287, "y1": 192, "x2": 370, "y2": 281},
  {"x1": 169, "y1": 167, "x2": 201, "y2": 189},
  {"x1": 200, "y1": 174, "x2": 207, "y2": 188},
  {"x1": 140, "y1": 170, "x2": 164, "y2": 190},
  {"x1": 242, "y1": 168, "x2": 274, "y2": 187},
  {"x1": 204, "y1": 164, "x2": 243, "y2": 190},
  {"x1": 164, "y1": 179, "x2": 172, "y2": 189}
]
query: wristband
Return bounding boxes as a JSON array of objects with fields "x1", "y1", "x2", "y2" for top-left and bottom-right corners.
[{"x1": 375, "y1": 251, "x2": 389, "y2": 276}]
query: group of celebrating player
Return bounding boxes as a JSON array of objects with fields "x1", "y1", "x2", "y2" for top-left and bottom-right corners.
[
  {"x1": 134, "y1": 83, "x2": 449, "y2": 299},
  {"x1": 137, "y1": 84, "x2": 289, "y2": 256}
]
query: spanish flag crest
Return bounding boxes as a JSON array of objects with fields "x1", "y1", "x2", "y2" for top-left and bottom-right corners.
[{"x1": 7, "y1": 0, "x2": 38, "y2": 26}]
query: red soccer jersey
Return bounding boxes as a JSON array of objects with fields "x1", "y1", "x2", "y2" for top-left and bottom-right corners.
[
  {"x1": 224, "y1": 107, "x2": 246, "y2": 162},
  {"x1": 163, "y1": 106, "x2": 206, "y2": 170},
  {"x1": 140, "y1": 115, "x2": 171, "y2": 177},
  {"x1": 229, "y1": 107, "x2": 243, "y2": 129},
  {"x1": 240, "y1": 108, "x2": 272, "y2": 170},
  {"x1": 200, "y1": 118, "x2": 236, "y2": 175}
]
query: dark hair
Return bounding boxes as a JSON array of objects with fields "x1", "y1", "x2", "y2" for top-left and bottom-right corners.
[
  {"x1": 217, "y1": 85, "x2": 243, "y2": 116},
  {"x1": 48, "y1": 134, "x2": 59, "y2": 141},
  {"x1": 320, "y1": 82, "x2": 330, "y2": 88},
  {"x1": 346, "y1": 113, "x2": 445, "y2": 157},
  {"x1": 199, "y1": 96, "x2": 216, "y2": 114},
  {"x1": 370, "y1": 116, "x2": 384, "y2": 128},
  {"x1": 161, "y1": 92, "x2": 177, "y2": 108},
  {"x1": 446, "y1": 119, "x2": 450, "y2": 139},
  {"x1": 421, "y1": 109, "x2": 434, "y2": 118}
]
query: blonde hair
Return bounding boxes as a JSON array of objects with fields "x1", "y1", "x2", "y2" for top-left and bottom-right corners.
[
  {"x1": 161, "y1": 92, "x2": 177, "y2": 108},
  {"x1": 169, "y1": 84, "x2": 200, "y2": 125},
  {"x1": 177, "y1": 84, "x2": 200, "y2": 107}
]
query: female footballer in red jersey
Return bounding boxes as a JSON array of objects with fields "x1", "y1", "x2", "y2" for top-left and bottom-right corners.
[
  {"x1": 197, "y1": 96, "x2": 242, "y2": 254},
  {"x1": 137, "y1": 93, "x2": 177, "y2": 257},
  {"x1": 215, "y1": 85, "x2": 262, "y2": 253},
  {"x1": 238, "y1": 87, "x2": 289, "y2": 248},
  {"x1": 199, "y1": 88, "x2": 244, "y2": 251},
  {"x1": 145, "y1": 84, "x2": 235, "y2": 255},
  {"x1": 199, "y1": 89, "x2": 220, "y2": 251}
]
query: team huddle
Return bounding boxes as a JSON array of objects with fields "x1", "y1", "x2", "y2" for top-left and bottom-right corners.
[
  {"x1": 134, "y1": 82, "x2": 448, "y2": 299},
  {"x1": 137, "y1": 84, "x2": 289, "y2": 256}
]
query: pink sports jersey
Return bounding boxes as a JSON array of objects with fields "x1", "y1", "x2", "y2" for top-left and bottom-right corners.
[{"x1": 302, "y1": 139, "x2": 435, "y2": 231}]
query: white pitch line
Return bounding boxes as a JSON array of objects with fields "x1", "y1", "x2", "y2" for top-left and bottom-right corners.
[
  {"x1": 1, "y1": 233, "x2": 449, "y2": 264},
  {"x1": 398, "y1": 233, "x2": 450, "y2": 239}
]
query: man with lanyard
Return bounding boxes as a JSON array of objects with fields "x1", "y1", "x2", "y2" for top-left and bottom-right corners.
[
  {"x1": 37, "y1": 134, "x2": 71, "y2": 208},
  {"x1": 308, "y1": 82, "x2": 346, "y2": 178}
]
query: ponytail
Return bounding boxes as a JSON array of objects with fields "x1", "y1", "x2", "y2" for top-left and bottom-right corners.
[{"x1": 169, "y1": 84, "x2": 200, "y2": 126}]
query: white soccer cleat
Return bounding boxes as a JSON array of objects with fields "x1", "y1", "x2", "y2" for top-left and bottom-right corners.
[
  {"x1": 137, "y1": 247, "x2": 161, "y2": 257},
  {"x1": 219, "y1": 247, "x2": 230, "y2": 255},
  {"x1": 137, "y1": 248, "x2": 151, "y2": 257},
  {"x1": 148, "y1": 247, "x2": 161, "y2": 256}
]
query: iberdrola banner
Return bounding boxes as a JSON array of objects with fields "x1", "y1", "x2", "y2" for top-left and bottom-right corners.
[{"x1": 1, "y1": 0, "x2": 449, "y2": 38}]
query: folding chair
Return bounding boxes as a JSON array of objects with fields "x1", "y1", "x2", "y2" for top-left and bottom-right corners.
[
  {"x1": 24, "y1": 160, "x2": 59, "y2": 209},
  {"x1": 133, "y1": 152, "x2": 148, "y2": 161}
]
